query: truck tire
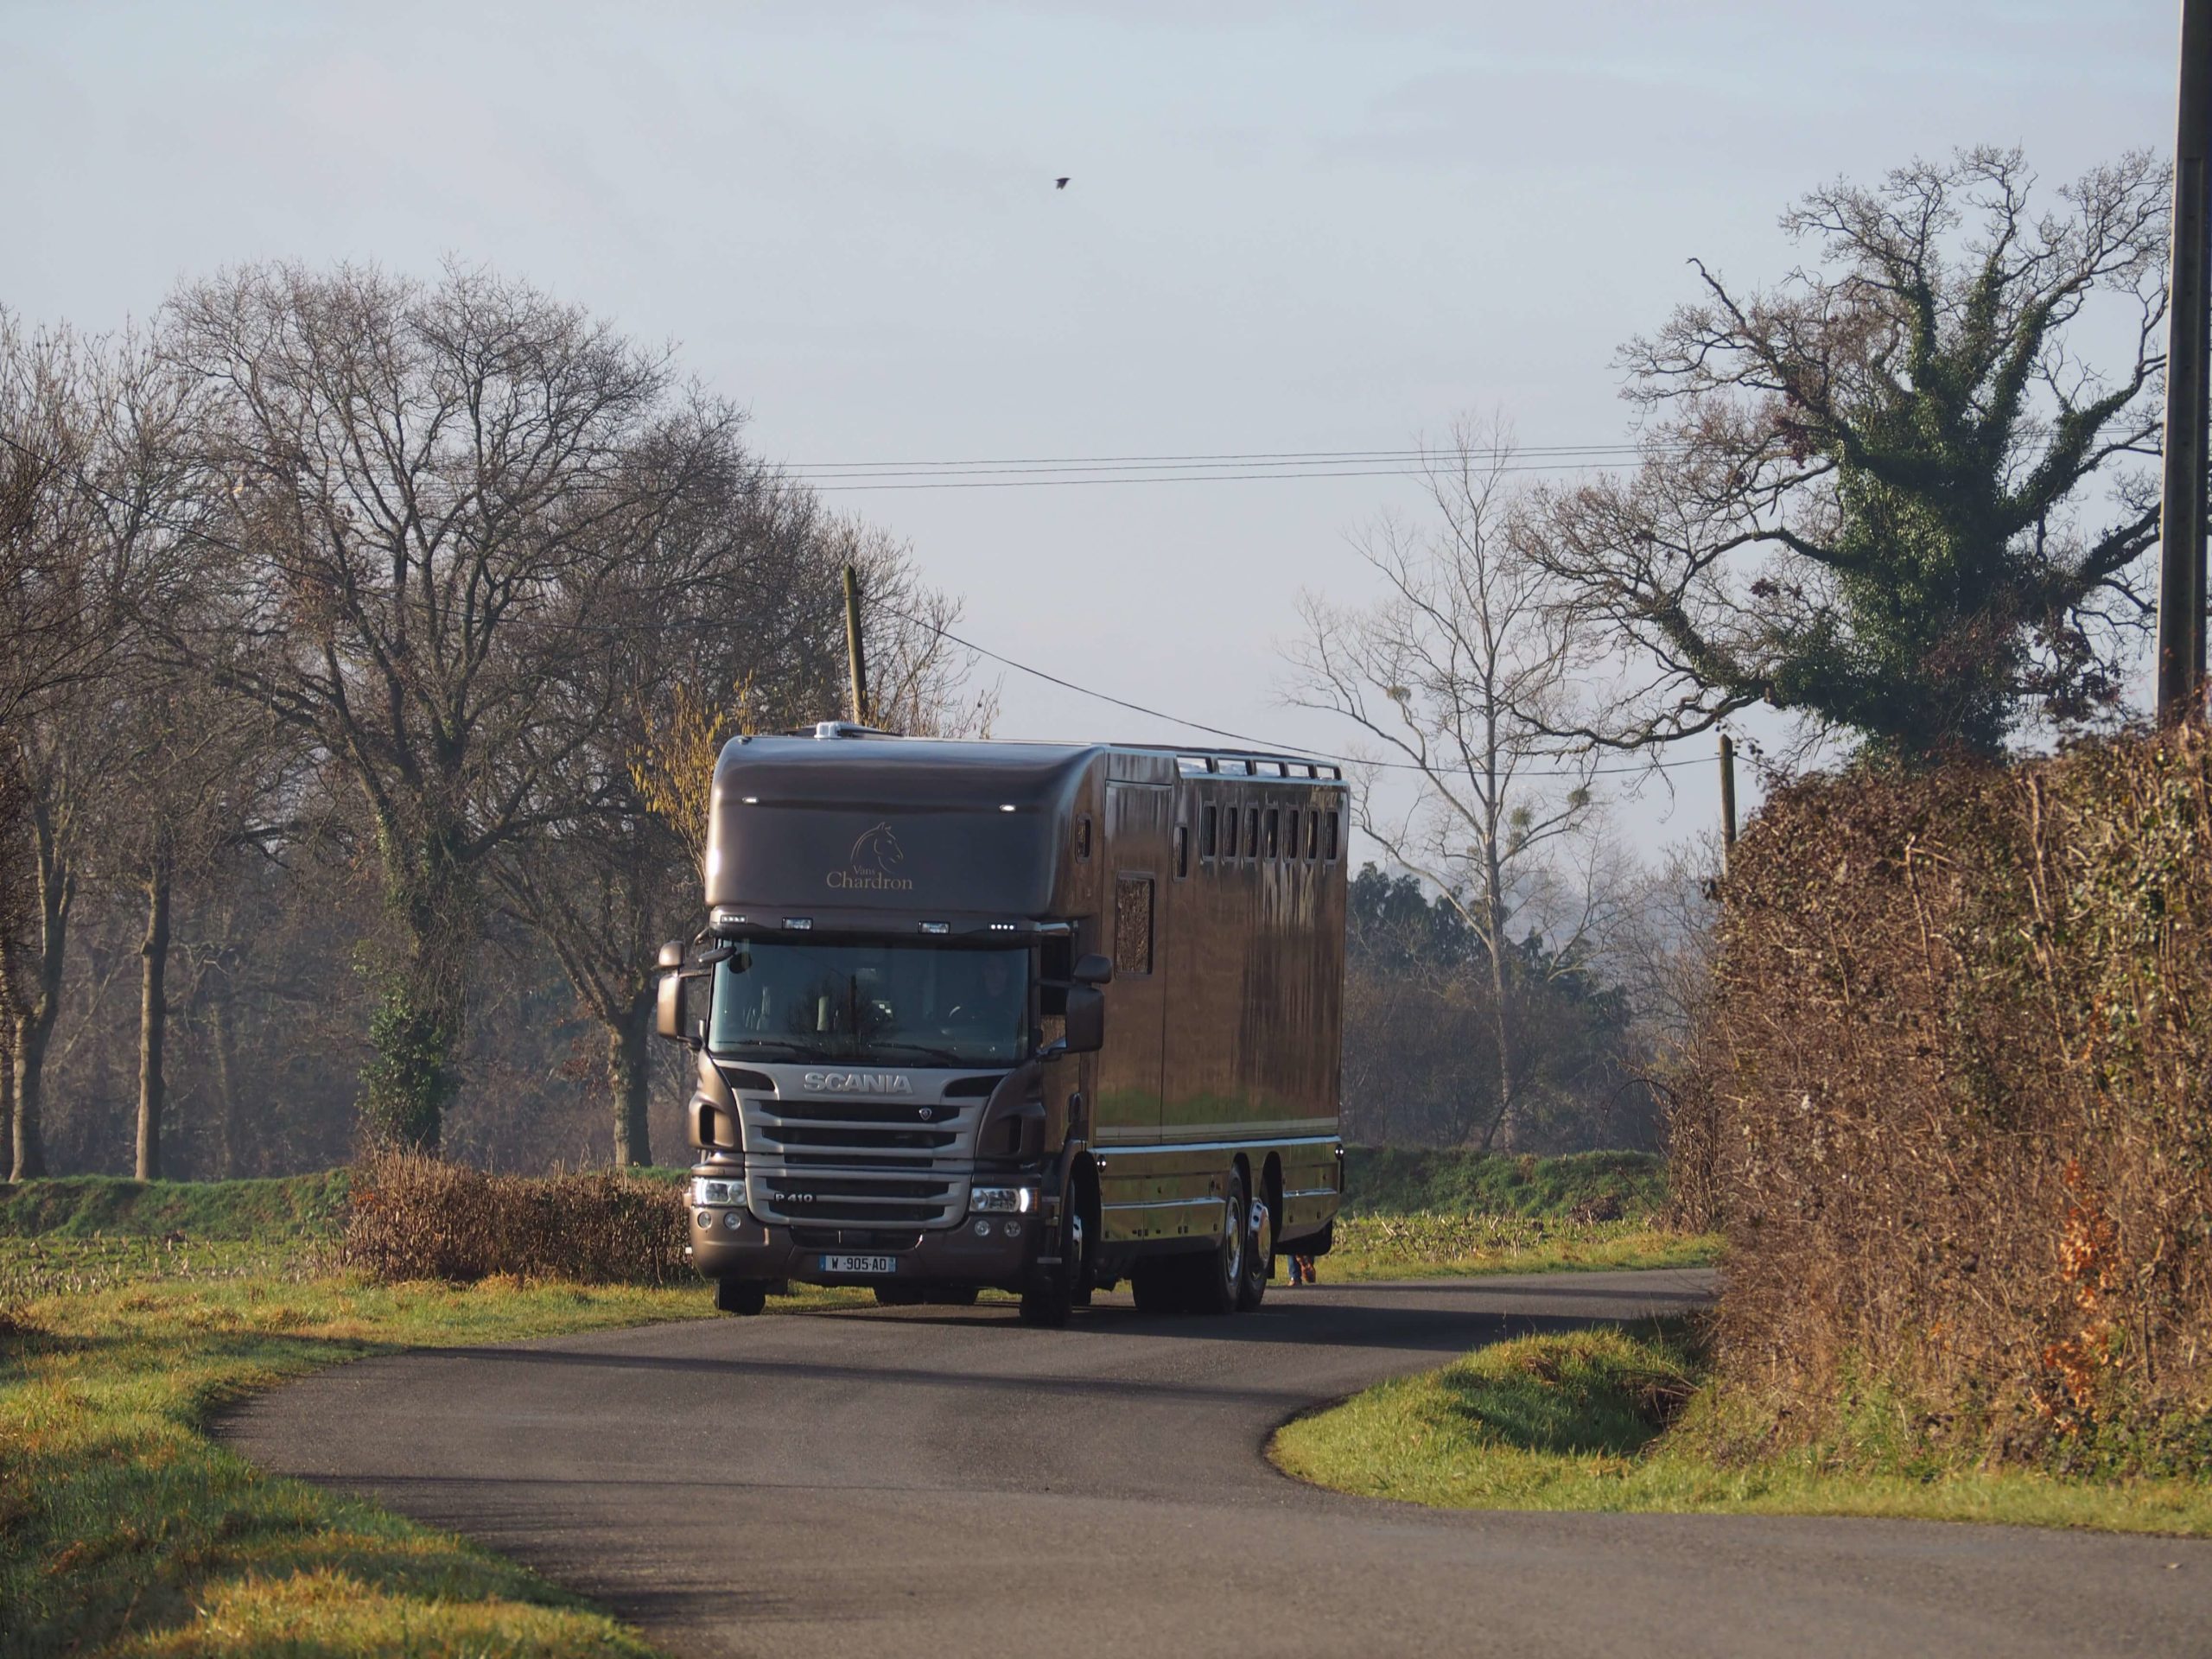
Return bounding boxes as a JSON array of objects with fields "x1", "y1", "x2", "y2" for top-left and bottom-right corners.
[
  {"x1": 715, "y1": 1279, "x2": 768, "y2": 1316},
  {"x1": 1238, "y1": 1191, "x2": 1271, "y2": 1313},
  {"x1": 1019, "y1": 1203, "x2": 1087, "y2": 1327},
  {"x1": 1184, "y1": 1166, "x2": 1247, "y2": 1316}
]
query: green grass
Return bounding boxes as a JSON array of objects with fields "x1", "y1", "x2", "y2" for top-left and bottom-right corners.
[
  {"x1": 0, "y1": 1172, "x2": 354, "y2": 1242},
  {"x1": 1341, "y1": 1148, "x2": 1666, "y2": 1220},
  {"x1": 0, "y1": 1235, "x2": 874, "y2": 1658},
  {"x1": 1272, "y1": 1324, "x2": 2212, "y2": 1535},
  {"x1": 1322, "y1": 1213, "x2": 1716, "y2": 1281},
  {"x1": 0, "y1": 1156, "x2": 1710, "y2": 1656}
]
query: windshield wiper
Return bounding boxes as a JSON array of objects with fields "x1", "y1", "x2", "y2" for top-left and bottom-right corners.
[
  {"x1": 862, "y1": 1041, "x2": 988, "y2": 1066},
  {"x1": 715, "y1": 1038, "x2": 818, "y2": 1060}
]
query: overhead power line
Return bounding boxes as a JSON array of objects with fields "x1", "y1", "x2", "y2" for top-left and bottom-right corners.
[
  {"x1": 864, "y1": 593, "x2": 1705, "y2": 782},
  {"x1": 0, "y1": 422, "x2": 1710, "y2": 785},
  {"x1": 786, "y1": 441, "x2": 1683, "y2": 492}
]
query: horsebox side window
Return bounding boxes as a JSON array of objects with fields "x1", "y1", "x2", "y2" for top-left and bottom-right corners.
[
  {"x1": 1075, "y1": 815, "x2": 1093, "y2": 861},
  {"x1": 1264, "y1": 808, "x2": 1280, "y2": 859},
  {"x1": 1223, "y1": 803, "x2": 1239, "y2": 858},
  {"x1": 1245, "y1": 806, "x2": 1259, "y2": 858},
  {"x1": 1306, "y1": 808, "x2": 1319, "y2": 859},
  {"x1": 1201, "y1": 803, "x2": 1218, "y2": 860},
  {"x1": 1325, "y1": 810, "x2": 1340, "y2": 860},
  {"x1": 1115, "y1": 874, "x2": 1154, "y2": 976},
  {"x1": 1286, "y1": 809, "x2": 1300, "y2": 861},
  {"x1": 1173, "y1": 824, "x2": 1190, "y2": 880}
]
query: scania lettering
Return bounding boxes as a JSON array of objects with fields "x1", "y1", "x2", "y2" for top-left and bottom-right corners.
[{"x1": 654, "y1": 724, "x2": 1347, "y2": 1324}]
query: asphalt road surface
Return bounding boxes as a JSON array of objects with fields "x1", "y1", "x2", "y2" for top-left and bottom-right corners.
[{"x1": 223, "y1": 1269, "x2": 2211, "y2": 1658}]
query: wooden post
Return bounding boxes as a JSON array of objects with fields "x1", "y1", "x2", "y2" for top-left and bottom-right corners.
[
  {"x1": 1719, "y1": 733, "x2": 1738, "y2": 858},
  {"x1": 842, "y1": 565, "x2": 868, "y2": 725}
]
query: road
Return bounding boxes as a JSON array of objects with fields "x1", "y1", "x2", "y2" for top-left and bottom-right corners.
[{"x1": 222, "y1": 1269, "x2": 2209, "y2": 1658}]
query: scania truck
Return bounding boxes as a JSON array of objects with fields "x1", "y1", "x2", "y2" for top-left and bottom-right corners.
[{"x1": 654, "y1": 722, "x2": 1346, "y2": 1325}]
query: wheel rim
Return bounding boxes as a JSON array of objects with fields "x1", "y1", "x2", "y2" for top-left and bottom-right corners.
[{"x1": 1223, "y1": 1183, "x2": 1245, "y2": 1294}]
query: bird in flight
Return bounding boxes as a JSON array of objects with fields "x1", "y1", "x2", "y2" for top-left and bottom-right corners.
[{"x1": 1055, "y1": 177, "x2": 1070, "y2": 189}]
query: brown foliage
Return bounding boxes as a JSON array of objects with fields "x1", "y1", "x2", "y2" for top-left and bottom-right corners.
[
  {"x1": 345, "y1": 1152, "x2": 691, "y2": 1285},
  {"x1": 1680, "y1": 726, "x2": 2212, "y2": 1461}
]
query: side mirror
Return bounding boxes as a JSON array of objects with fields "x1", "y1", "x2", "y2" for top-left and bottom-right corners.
[
  {"x1": 653, "y1": 938, "x2": 694, "y2": 1046},
  {"x1": 655, "y1": 966, "x2": 687, "y2": 1044},
  {"x1": 1061, "y1": 983, "x2": 1105, "y2": 1054},
  {"x1": 1071, "y1": 952, "x2": 1114, "y2": 987}
]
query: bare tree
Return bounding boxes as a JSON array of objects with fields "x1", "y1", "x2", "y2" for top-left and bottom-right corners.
[
  {"x1": 98, "y1": 666, "x2": 302, "y2": 1179},
  {"x1": 501, "y1": 485, "x2": 980, "y2": 1166},
  {"x1": 0, "y1": 322, "x2": 194, "y2": 1178},
  {"x1": 156, "y1": 262, "x2": 752, "y2": 1150},
  {"x1": 1287, "y1": 423, "x2": 1614, "y2": 1148},
  {"x1": 1534, "y1": 147, "x2": 2171, "y2": 760}
]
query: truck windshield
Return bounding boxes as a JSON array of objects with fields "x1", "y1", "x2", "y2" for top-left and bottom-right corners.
[{"x1": 707, "y1": 940, "x2": 1028, "y2": 1066}]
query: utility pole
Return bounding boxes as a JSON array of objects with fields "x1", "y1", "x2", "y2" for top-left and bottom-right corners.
[
  {"x1": 842, "y1": 564, "x2": 869, "y2": 725},
  {"x1": 2159, "y1": 0, "x2": 2212, "y2": 721},
  {"x1": 1719, "y1": 733, "x2": 1738, "y2": 861}
]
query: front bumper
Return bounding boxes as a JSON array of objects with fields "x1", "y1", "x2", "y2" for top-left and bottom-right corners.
[{"x1": 688, "y1": 1200, "x2": 1048, "y2": 1288}]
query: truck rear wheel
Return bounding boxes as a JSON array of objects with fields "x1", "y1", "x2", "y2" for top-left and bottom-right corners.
[
  {"x1": 715, "y1": 1279, "x2": 768, "y2": 1316},
  {"x1": 1185, "y1": 1166, "x2": 1246, "y2": 1316},
  {"x1": 1238, "y1": 1192, "x2": 1271, "y2": 1313}
]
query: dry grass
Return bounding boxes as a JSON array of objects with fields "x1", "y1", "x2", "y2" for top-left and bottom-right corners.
[{"x1": 344, "y1": 1153, "x2": 690, "y2": 1284}]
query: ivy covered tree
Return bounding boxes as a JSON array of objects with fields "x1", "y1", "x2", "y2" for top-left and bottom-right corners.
[{"x1": 1536, "y1": 147, "x2": 2171, "y2": 761}]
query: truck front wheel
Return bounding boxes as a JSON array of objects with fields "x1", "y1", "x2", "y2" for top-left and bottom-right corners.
[{"x1": 715, "y1": 1279, "x2": 769, "y2": 1316}]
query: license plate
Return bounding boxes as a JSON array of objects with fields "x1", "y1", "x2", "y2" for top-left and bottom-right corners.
[{"x1": 819, "y1": 1254, "x2": 897, "y2": 1274}]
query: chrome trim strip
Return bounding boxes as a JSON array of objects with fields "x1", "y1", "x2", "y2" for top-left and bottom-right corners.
[
  {"x1": 1091, "y1": 1134, "x2": 1341, "y2": 1158},
  {"x1": 1101, "y1": 1196, "x2": 1230, "y2": 1213}
]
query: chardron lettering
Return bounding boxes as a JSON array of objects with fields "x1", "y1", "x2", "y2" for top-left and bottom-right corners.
[
  {"x1": 801, "y1": 1071, "x2": 916, "y2": 1095},
  {"x1": 830, "y1": 822, "x2": 916, "y2": 891}
]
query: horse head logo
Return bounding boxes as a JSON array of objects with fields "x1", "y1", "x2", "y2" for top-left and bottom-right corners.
[{"x1": 849, "y1": 823, "x2": 905, "y2": 877}]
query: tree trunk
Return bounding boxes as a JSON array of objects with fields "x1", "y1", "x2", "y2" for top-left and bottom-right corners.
[
  {"x1": 608, "y1": 994, "x2": 653, "y2": 1168},
  {"x1": 211, "y1": 963, "x2": 246, "y2": 1178},
  {"x1": 10, "y1": 813, "x2": 70, "y2": 1179},
  {"x1": 136, "y1": 863, "x2": 171, "y2": 1181},
  {"x1": 1478, "y1": 874, "x2": 1516, "y2": 1154},
  {"x1": 362, "y1": 823, "x2": 477, "y2": 1152},
  {"x1": 0, "y1": 1033, "x2": 13, "y2": 1183},
  {"x1": 13, "y1": 1009, "x2": 53, "y2": 1179}
]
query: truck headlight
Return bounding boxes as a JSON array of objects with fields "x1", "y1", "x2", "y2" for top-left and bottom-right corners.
[
  {"x1": 691, "y1": 1178, "x2": 742, "y2": 1207},
  {"x1": 969, "y1": 1185, "x2": 1035, "y2": 1216}
]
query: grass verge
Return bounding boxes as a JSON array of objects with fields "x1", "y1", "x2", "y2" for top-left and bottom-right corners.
[
  {"x1": 0, "y1": 1236, "x2": 860, "y2": 1658},
  {"x1": 1320, "y1": 1214, "x2": 1717, "y2": 1281},
  {"x1": 1271, "y1": 1323, "x2": 2212, "y2": 1535},
  {"x1": 1341, "y1": 1147, "x2": 1665, "y2": 1220}
]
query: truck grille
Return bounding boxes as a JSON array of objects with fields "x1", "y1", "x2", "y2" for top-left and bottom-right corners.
[{"x1": 736, "y1": 1088, "x2": 986, "y2": 1228}]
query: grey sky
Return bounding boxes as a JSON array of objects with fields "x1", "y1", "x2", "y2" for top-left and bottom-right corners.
[{"x1": 3, "y1": 1, "x2": 2182, "y2": 856}]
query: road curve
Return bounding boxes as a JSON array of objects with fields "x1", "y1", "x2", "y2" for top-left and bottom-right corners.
[{"x1": 222, "y1": 1270, "x2": 2209, "y2": 1658}]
